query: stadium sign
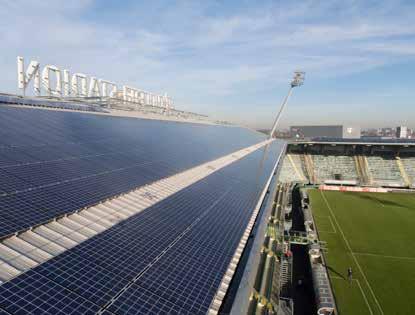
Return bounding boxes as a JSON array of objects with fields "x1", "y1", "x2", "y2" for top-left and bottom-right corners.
[{"x1": 17, "y1": 56, "x2": 172, "y2": 108}]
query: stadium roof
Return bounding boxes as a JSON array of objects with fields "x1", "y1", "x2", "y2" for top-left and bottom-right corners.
[
  {"x1": 290, "y1": 138, "x2": 415, "y2": 146},
  {"x1": 0, "y1": 104, "x2": 283, "y2": 315}
]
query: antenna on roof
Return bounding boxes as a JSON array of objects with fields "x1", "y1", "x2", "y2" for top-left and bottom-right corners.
[{"x1": 269, "y1": 71, "x2": 305, "y2": 139}]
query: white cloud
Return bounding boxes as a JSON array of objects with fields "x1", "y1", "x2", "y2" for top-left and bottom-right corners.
[{"x1": 0, "y1": 0, "x2": 414, "y2": 128}]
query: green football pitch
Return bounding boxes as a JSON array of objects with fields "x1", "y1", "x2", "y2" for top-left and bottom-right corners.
[{"x1": 308, "y1": 189, "x2": 415, "y2": 315}]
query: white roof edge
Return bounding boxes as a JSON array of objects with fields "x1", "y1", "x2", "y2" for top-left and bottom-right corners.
[{"x1": 207, "y1": 142, "x2": 285, "y2": 314}]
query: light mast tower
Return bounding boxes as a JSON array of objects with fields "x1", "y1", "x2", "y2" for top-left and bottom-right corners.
[{"x1": 269, "y1": 71, "x2": 305, "y2": 138}]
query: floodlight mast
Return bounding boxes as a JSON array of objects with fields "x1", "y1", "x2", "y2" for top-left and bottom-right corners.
[{"x1": 269, "y1": 71, "x2": 305, "y2": 139}]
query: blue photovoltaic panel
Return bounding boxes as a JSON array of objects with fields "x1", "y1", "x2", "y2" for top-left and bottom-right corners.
[
  {"x1": 0, "y1": 270, "x2": 100, "y2": 315},
  {"x1": 30, "y1": 174, "x2": 234, "y2": 307},
  {"x1": 107, "y1": 143, "x2": 281, "y2": 315},
  {"x1": 0, "y1": 105, "x2": 267, "y2": 238},
  {"x1": 0, "y1": 139, "x2": 283, "y2": 315},
  {"x1": 0, "y1": 94, "x2": 107, "y2": 113},
  {"x1": 107, "y1": 187, "x2": 258, "y2": 314}
]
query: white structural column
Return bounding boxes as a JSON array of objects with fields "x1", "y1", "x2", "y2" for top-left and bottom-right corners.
[{"x1": 0, "y1": 139, "x2": 274, "y2": 284}]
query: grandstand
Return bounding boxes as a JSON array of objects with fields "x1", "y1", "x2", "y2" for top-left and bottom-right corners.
[
  {"x1": 277, "y1": 155, "x2": 306, "y2": 183},
  {"x1": 399, "y1": 151, "x2": 415, "y2": 186},
  {"x1": 0, "y1": 101, "x2": 285, "y2": 315},
  {"x1": 250, "y1": 139, "x2": 415, "y2": 315},
  {"x1": 312, "y1": 154, "x2": 358, "y2": 182},
  {"x1": 279, "y1": 140, "x2": 415, "y2": 187},
  {"x1": 366, "y1": 152, "x2": 405, "y2": 186}
]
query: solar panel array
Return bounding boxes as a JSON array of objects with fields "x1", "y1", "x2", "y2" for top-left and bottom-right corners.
[
  {"x1": 0, "y1": 95, "x2": 106, "y2": 113},
  {"x1": 0, "y1": 105, "x2": 283, "y2": 314},
  {"x1": 0, "y1": 105, "x2": 266, "y2": 239}
]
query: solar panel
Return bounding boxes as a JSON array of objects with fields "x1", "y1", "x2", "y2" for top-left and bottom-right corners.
[
  {"x1": 0, "y1": 270, "x2": 100, "y2": 315},
  {"x1": 0, "y1": 105, "x2": 284, "y2": 314},
  {"x1": 107, "y1": 187, "x2": 259, "y2": 314},
  {"x1": 0, "y1": 138, "x2": 282, "y2": 314},
  {"x1": 27, "y1": 175, "x2": 231, "y2": 294},
  {"x1": 0, "y1": 147, "x2": 39, "y2": 167},
  {"x1": 0, "y1": 105, "x2": 266, "y2": 238}
]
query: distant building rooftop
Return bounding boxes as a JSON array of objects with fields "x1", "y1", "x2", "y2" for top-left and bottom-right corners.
[{"x1": 290, "y1": 125, "x2": 361, "y2": 139}]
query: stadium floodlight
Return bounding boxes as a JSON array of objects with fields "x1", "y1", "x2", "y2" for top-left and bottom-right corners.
[{"x1": 269, "y1": 71, "x2": 305, "y2": 139}]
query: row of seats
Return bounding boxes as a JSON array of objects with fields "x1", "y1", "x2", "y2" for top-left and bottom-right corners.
[
  {"x1": 279, "y1": 152, "x2": 415, "y2": 187},
  {"x1": 312, "y1": 154, "x2": 358, "y2": 182},
  {"x1": 366, "y1": 154, "x2": 405, "y2": 186},
  {"x1": 400, "y1": 154, "x2": 415, "y2": 187},
  {"x1": 278, "y1": 154, "x2": 307, "y2": 183}
]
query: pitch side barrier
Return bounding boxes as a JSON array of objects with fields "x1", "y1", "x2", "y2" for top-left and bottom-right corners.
[
  {"x1": 319, "y1": 185, "x2": 415, "y2": 195},
  {"x1": 319, "y1": 185, "x2": 388, "y2": 193}
]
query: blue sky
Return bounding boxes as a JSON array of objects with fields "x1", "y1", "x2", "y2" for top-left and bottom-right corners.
[{"x1": 1, "y1": 0, "x2": 415, "y2": 129}]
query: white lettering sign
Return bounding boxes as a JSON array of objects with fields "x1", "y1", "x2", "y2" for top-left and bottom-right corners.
[{"x1": 17, "y1": 56, "x2": 173, "y2": 109}]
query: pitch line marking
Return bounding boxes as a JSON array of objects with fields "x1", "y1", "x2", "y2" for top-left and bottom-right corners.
[
  {"x1": 355, "y1": 278, "x2": 375, "y2": 315},
  {"x1": 320, "y1": 191, "x2": 385, "y2": 315},
  {"x1": 314, "y1": 215, "x2": 337, "y2": 234},
  {"x1": 327, "y1": 214, "x2": 337, "y2": 233},
  {"x1": 354, "y1": 252, "x2": 415, "y2": 260},
  {"x1": 318, "y1": 230, "x2": 336, "y2": 234},
  {"x1": 330, "y1": 277, "x2": 374, "y2": 315}
]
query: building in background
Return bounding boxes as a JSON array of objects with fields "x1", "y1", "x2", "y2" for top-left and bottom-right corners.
[
  {"x1": 378, "y1": 127, "x2": 395, "y2": 138},
  {"x1": 396, "y1": 126, "x2": 408, "y2": 138},
  {"x1": 290, "y1": 125, "x2": 361, "y2": 139}
]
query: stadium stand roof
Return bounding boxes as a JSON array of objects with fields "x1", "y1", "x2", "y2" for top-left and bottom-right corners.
[
  {"x1": 0, "y1": 103, "x2": 284, "y2": 315},
  {"x1": 292, "y1": 137, "x2": 415, "y2": 145}
]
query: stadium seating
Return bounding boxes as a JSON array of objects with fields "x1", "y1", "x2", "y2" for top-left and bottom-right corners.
[
  {"x1": 278, "y1": 154, "x2": 307, "y2": 183},
  {"x1": 278, "y1": 147, "x2": 414, "y2": 187},
  {"x1": 399, "y1": 153, "x2": 415, "y2": 186},
  {"x1": 278, "y1": 158, "x2": 297, "y2": 183},
  {"x1": 311, "y1": 154, "x2": 358, "y2": 182},
  {"x1": 366, "y1": 153, "x2": 405, "y2": 186}
]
